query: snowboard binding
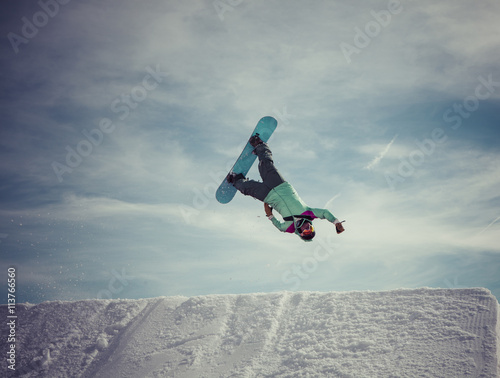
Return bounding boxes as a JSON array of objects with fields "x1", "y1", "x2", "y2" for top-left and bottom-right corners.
[
  {"x1": 249, "y1": 133, "x2": 264, "y2": 148},
  {"x1": 226, "y1": 172, "x2": 245, "y2": 185}
]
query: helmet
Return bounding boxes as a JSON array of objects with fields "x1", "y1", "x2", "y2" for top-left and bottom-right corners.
[{"x1": 295, "y1": 218, "x2": 316, "y2": 241}]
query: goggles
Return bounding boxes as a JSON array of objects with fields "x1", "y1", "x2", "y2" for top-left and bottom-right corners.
[{"x1": 295, "y1": 218, "x2": 314, "y2": 235}]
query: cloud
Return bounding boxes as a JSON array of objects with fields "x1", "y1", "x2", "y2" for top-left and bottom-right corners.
[{"x1": 1, "y1": 0, "x2": 500, "y2": 302}]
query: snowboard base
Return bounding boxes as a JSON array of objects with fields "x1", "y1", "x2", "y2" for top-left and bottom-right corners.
[{"x1": 215, "y1": 116, "x2": 277, "y2": 204}]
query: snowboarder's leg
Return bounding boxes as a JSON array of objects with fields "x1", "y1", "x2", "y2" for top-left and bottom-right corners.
[
  {"x1": 233, "y1": 178, "x2": 269, "y2": 201},
  {"x1": 254, "y1": 143, "x2": 285, "y2": 189},
  {"x1": 230, "y1": 143, "x2": 284, "y2": 201}
]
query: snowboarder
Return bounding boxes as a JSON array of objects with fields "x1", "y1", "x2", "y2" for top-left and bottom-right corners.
[{"x1": 227, "y1": 135, "x2": 344, "y2": 241}]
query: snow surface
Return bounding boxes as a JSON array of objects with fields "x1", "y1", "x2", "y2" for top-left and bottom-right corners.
[{"x1": 2, "y1": 288, "x2": 499, "y2": 377}]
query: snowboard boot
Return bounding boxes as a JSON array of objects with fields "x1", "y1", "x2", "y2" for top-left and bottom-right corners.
[{"x1": 226, "y1": 172, "x2": 245, "y2": 185}]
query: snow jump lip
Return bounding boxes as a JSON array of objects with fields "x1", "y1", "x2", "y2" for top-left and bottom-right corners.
[{"x1": 5, "y1": 288, "x2": 499, "y2": 377}]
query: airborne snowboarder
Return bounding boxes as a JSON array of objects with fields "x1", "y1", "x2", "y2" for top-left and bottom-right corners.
[{"x1": 227, "y1": 135, "x2": 345, "y2": 241}]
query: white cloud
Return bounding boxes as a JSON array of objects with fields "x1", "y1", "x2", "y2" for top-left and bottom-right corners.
[{"x1": 2, "y1": 0, "x2": 500, "y2": 302}]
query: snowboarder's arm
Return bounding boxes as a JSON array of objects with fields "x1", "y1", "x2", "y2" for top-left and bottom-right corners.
[
  {"x1": 310, "y1": 208, "x2": 337, "y2": 223},
  {"x1": 271, "y1": 217, "x2": 292, "y2": 232},
  {"x1": 264, "y1": 203, "x2": 273, "y2": 218},
  {"x1": 310, "y1": 208, "x2": 345, "y2": 233},
  {"x1": 265, "y1": 203, "x2": 291, "y2": 232}
]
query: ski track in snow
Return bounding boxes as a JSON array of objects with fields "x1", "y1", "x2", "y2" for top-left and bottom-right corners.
[{"x1": 1, "y1": 288, "x2": 499, "y2": 377}]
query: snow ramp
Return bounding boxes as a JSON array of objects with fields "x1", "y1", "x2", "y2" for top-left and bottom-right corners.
[{"x1": 1, "y1": 288, "x2": 499, "y2": 377}]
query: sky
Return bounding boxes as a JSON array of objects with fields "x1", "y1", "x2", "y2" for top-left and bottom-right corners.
[{"x1": 1, "y1": 0, "x2": 500, "y2": 304}]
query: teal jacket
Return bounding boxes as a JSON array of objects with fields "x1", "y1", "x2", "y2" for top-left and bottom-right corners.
[{"x1": 264, "y1": 182, "x2": 338, "y2": 233}]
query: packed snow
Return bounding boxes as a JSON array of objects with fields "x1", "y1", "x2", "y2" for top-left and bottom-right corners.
[{"x1": 2, "y1": 288, "x2": 499, "y2": 377}]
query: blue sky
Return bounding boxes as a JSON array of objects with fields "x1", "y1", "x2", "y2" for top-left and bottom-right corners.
[{"x1": 1, "y1": 0, "x2": 500, "y2": 304}]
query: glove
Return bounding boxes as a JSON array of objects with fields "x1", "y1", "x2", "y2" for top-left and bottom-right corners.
[{"x1": 335, "y1": 220, "x2": 345, "y2": 234}]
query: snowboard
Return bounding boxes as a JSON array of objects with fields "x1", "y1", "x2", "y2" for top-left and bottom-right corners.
[{"x1": 216, "y1": 116, "x2": 278, "y2": 204}]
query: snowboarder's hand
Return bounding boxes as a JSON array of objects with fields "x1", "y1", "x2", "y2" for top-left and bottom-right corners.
[
  {"x1": 335, "y1": 221, "x2": 345, "y2": 234},
  {"x1": 264, "y1": 203, "x2": 273, "y2": 219}
]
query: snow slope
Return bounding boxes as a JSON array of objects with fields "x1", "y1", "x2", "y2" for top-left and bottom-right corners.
[{"x1": 2, "y1": 288, "x2": 499, "y2": 377}]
